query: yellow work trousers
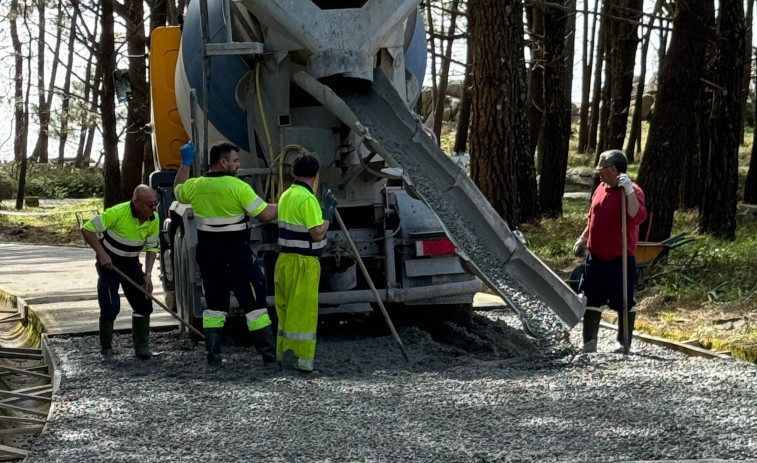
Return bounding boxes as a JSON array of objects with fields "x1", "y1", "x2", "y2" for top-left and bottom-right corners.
[{"x1": 274, "y1": 252, "x2": 320, "y2": 371}]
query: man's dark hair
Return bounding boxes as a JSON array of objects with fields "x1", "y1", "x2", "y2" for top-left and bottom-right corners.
[
  {"x1": 209, "y1": 141, "x2": 240, "y2": 165},
  {"x1": 292, "y1": 152, "x2": 320, "y2": 178},
  {"x1": 599, "y1": 149, "x2": 628, "y2": 173}
]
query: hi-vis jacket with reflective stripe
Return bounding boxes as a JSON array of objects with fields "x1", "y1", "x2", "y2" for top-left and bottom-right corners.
[
  {"x1": 82, "y1": 201, "x2": 159, "y2": 258},
  {"x1": 278, "y1": 181, "x2": 326, "y2": 257},
  {"x1": 174, "y1": 172, "x2": 268, "y2": 240}
]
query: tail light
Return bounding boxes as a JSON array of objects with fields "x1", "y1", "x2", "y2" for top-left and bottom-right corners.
[{"x1": 415, "y1": 237, "x2": 456, "y2": 257}]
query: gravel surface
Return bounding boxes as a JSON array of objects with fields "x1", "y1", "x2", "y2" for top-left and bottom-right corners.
[{"x1": 29, "y1": 310, "x2": 757, "y2": 463}]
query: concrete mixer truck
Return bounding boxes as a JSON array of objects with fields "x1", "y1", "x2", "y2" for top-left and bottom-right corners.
[{"x1": 148, "y1": 0, "x2": 584, "y2": 338}]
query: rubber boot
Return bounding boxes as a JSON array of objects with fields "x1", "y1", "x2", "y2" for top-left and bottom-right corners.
[
  {"x1": 132, "y1": 316, "x2": 152, "y2": 360},
  {"x1": 616, "y1": 311, "x2": 636, "y2": 352},
  {"x1": 582, "y1": 309, "x2": 602, "y2": 353},
  {"x1": 99, "y1": 318, "x2": 115, "y2": 362},
  {"x1": 204, "y1": 327, "x2": 223, "y2": 368},
  {"x1": 251, "y1": 326, "x2": 277, "y2": 366}
]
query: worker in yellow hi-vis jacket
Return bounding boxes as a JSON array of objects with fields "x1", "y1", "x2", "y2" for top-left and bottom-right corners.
[
  {"x1": 275, "y1": 153, "x2": 337, "y2": 373},
  {"x1": 174, "y1": 141, "x2": 278, "y2": 368},
  {"x1": 81, "y1": 184, "x2": 160, "y2": 362}
]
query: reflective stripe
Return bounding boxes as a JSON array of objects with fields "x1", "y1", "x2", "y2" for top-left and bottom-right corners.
[
  {"x1": 297, "y1": 358, "x2": 314, "y2": 370},
  {"x1": 203, "y1": 309, "x2": 227, "y2": 318},
  {"x1": 247, "y1": 312, "x2": 271, "y2": 331},
  {"x1": 278, "y1": 221, "x2": 309, "y2": 233},
  {"x1": 245, "y1": 308, "x2": 268, "y2": 322},
  {"x1": 278, "y1": 238, "x2": 312, "y2": 249},
  {"x1": 91, "y1": 216, "x2": 106, "y2": 233},
  {"x1": 244, "y1": 198, "x2": 265, "y2": 215},
  {"x1": 104, "y1": 230, "x2": 144, "y2": 247},
  {"x1": 197, "y1": 215, "x2": 250, "y2": 233},
  {"x1": 277, "y1": 329, "x2": 317, "y2": 341},
  {"x1": 198, "y1": 215, "x2": 246, "y2": 226},
  {"x1": 278, "y1": 238, "x2": 327, "y2": 250},
  {"x1": 198, "y1": 223, "x2": 249, "y2": 232},
  {"x1": 145, "y1": 236, "x2": 160, "y2": 252},
  {"x1": 102, "y1": 240, "x2": 141, "y2": 257},
  {"x1": 203, "y1": 309, "x2": 227, "y2": 329}
]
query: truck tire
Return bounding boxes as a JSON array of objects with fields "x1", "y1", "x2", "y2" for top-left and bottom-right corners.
[{"x1": 173, "y1": 227, "x2": 204, "y2": 343}]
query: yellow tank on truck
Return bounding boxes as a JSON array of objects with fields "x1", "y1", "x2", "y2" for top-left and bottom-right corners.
[{"x1": 150, "y1": 26, "x2": 188, "y2": 170}]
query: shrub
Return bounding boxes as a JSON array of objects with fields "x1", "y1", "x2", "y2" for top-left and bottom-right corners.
[{"x1": 0, "y1": 162, "x2": 104, "y2": 199}]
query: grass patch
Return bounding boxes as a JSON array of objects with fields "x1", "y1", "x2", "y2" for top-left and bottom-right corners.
[{"x1": 0, "y1": 198, "x2": 102, "y2": 246}]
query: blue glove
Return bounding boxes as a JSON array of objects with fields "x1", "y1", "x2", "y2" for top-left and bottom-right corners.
[
  {"x1": 617, "y1": 173, "x2": 634, "y2": 195},
  {"x1": 180, "y1": 141, "x2": 196, "y2": 167},
  {"x1": 322, "y1": 190, "x2": 338, "y2": 223}
]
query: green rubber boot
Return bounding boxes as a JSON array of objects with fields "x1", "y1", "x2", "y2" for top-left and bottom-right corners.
[
  {"x1": 99, "y1": 318, "x2": 115, "y2": 362},
  {"x1": 204, "y1": 327, "x2": 223, "y2": 368},
  {"x1": 582, "y1": 309, "x2": 602, "y2": 353},
  {"x1": 132, "y1": 316, "x2": 152, "y2": 360},
  {"x1": 251, "y1": 326, "x2": 277, "y2": 365}
]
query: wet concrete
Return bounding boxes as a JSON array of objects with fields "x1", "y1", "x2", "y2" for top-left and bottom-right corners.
[{"x1": 0, "y1": 243, "x2": 177, "y2": 335}]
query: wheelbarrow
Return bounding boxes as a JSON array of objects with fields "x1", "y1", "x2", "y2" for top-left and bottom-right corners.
[
  {"x1": 566, "y1": 232, "x2": 702, "y2": 292},
  {"x1": 634, "y1": 232, "x2": 702, "y2": 285}
]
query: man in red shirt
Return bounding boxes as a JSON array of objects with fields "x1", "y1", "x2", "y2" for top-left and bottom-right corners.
[{"x1": 573, "y1": 150, "x2": 647, "y2": 353}]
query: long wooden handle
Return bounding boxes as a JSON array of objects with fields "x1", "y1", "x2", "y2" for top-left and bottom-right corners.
[
  {"x1": 110, "y1": 266, "x2": 204, "y2": 339},
  {"x1": 333, "y1": 209, "x2": 410, "y2": 362},
  {"x1": 621, "y1": 192, "x2": 629, "y2": 355}
]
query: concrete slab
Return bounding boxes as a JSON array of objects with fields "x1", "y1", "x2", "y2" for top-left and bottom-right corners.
[{"x1": 0, "y1": 242, "x2": 177, "y2": 335}]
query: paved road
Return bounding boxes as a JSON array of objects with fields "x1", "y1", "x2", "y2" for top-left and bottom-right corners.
[
  {"x1": 0, "y1": 242, "x2": 177, "y2": 335},
  {"x1": 0, "y1": 242, "x2": 506, "y2": 337}
]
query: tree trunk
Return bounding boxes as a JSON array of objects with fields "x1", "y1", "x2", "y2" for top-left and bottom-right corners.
[
  {"x1": 597, "y1": 42, "x2": 612, "y2": 155},
  {"x1": 577, "y1": 0, "x2": 599, "y2": 153},
  {"x1": 58, "y1": 4, "x2": 78, "y2": 165},
  {"x1": 587, "y1": 5, "x2": 605, "y2": 154},
  {"x1": 637, "y1": 0, "x2": 714, "y2": 242},
  {"x1": 30, "y1": 0, "x2": 50, "y2": 163},
  {"x1": 626, "y1": 0, "x2": 666, "y2": 163},
  {"x1": 740, "y1": 0, "x2": 755, "y2": 144},
  {"x1": 746, "y1": 47, "x2": 757, "y2": 204},
  {"x1": 539, "y1": 0, "x2": 572, "y2": 217},
  {"x1": 526, "y1": 5, "x2": 545, "y2": 158},
  {"x1": 453, "y1": 43, "x2": 472, "y2": 154},
  {"x1": 469, "y1": 0, "x2": 538, "y2": 226},
  {"x1": 119, "y1": 0, "x2": 150, "y2": 199},
  {"x1": 700, "y1": 0, "x2": 746, "y2": 239},
  {"x1": 101, "y1": 0, "x2": 121, "y2": 207},
  {"x1": 75, "y1": 2, "x2": 101, "y2": 168},
  {"x1": 151, "y1": 0, "x2": 169, "y2": 30},
  {"x1": 431, "y1": 0, "x2": 460, "y2": 143},
  {"x1": 658, "y1": 26, "x2": 669, "y2": 67},
  {"x1": 426, "y1": 1, "x2": 438, "y2": 110},
  {"x1": 11, "y1": 0, "x2": 29, "y2": 210},
  {"x1": 605, "y1": 0, "x2": 643, "y2": 151}
]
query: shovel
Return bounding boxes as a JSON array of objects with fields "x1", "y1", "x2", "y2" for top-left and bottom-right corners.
[
  {"x1": 621, "y1": 192, "x2": 630, "y2": 355},
  {"x1": 333, "y1": 208, "x2": 410, "y2": 362},
  {"x1": 110, "y1": 265, "x2": 205, "y2": 340}
]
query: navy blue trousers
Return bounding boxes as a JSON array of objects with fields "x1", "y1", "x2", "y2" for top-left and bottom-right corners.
[
  {"x1": 96, "y1": 256, "x2": 153, "y2": 320},
  {"x1": 578, "y1": 252, "x2": 637, "y2": 313},
  {"x1": 196, "y1": 242, "x2": 267, "y2": 315}
]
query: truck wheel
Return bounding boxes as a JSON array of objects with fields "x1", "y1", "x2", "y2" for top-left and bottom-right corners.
[{"x1": 173, "y1": 227, "x2": 204, "y2": 343}]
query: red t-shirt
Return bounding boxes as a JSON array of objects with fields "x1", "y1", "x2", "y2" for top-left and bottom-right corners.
[{"x1": 587, "y1": 182, "x2": 647, "y2": 260}]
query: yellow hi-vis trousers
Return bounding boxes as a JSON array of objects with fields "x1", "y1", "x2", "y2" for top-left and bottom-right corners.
[{"x1": 274, "y1": 252, "x2": 320, "y2": 371}]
